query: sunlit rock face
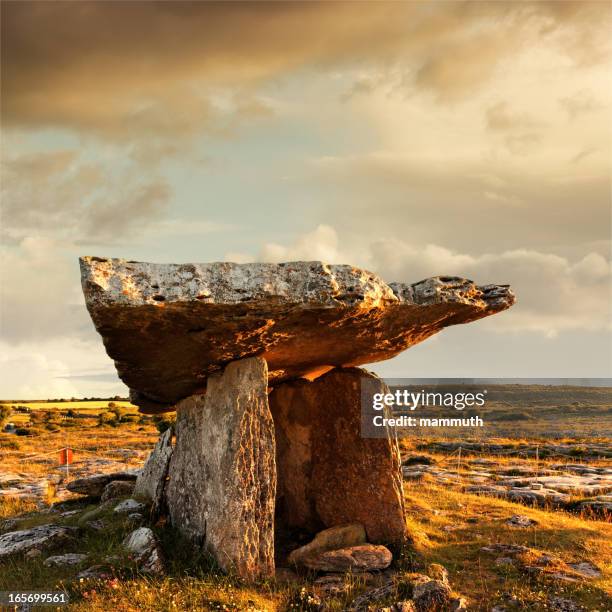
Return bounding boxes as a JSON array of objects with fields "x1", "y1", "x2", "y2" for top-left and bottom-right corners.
[
  {"x1": 270, "y1": 368, "x2": 406, "y2": 544},
  {"x1": 79, "y1": 257, "x2": 515, "y2": 414},
  {"x1": 165, "y1": 357, "x2": 276, "y2": 579}
]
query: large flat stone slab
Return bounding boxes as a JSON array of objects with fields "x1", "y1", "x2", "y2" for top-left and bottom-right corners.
[
  {"x1": 270, "y1": 367, "x2": 406, "y2": 545},
  {"x1": 80, "y1": 258, "x2": 514, "y2": 412},
  {"x1": 165, "y1": 357, "x2": 276, "y2": 579}
]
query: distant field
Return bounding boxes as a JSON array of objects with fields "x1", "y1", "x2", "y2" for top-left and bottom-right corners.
[{"x1": 0, "y1": 401, "x2": 137, "y2": 412}]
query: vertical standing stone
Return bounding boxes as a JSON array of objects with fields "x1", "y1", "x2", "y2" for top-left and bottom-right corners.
[
  {"x1": 165, "y1": 356, "x2": 276, "y2": 579},
  {"x1": 133, "y1": 427, "x2": 173, "y2": 518},
  {"x1": 270, "y1": 367, "x2": 406, "y2": 545}
]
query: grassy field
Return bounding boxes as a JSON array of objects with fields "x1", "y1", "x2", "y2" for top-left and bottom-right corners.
[
  {"x1": 0, "y1": 395, "x2": 610, "y2": 611},
  {"x1": 1, "y1": 475, "x2": 610, "y2": 610}
]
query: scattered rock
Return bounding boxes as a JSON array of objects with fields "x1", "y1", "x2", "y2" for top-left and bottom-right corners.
[
  {"x1": 568, "y1": 561, "x2": 601, "y2": 579},
  {"x1": 0, "y1": 518, "x2": 19, "y2": 532},
  {"x1": 412, "y1": 579, "x2": 454, "y2": 612},
  {"x1": 59, "y1": 510, "x2": 80, "y2": 518},
  {"x1": 548, "y1": 596, "x2": 583, "y2": 612},
  {"x1": 67, "y1": 471, "x2": 139, "y2": 497},
  {"x1": 113, "y1": 499, "x2": 145, "y2": 514},
  {"x1": 0, "y1": 524, "x2": 78, "y2": 558},
  {"x1": 133, "y1": 427, "x2": 173, "y2": 514},
  {"x1": 506, "y1": 514, "x2": 537, "y2": 528},
  {"x1": 44, "y1": 553, "x2": 88, "y2": 567},
  {"x1": 80, "y1": 257, "x2": 515, "y2": 413},
  {"x1": 288, "y1": 523, "x2": 366, "y2": 566},
  {"x1": 123, "y1": 527, "x2": 164, "y2": 574},
  {"x1": 76, "y1": 565, "x2": 109, "y2": 581},
  {"x1": 100, "y1": 480, "x2": 136, "y2": 502},
  {"x1": 301, "y1": 544, "x2": 392, "y2": 572},
  {"x1": 347, "y1": 579, "x2": 396, "y2": 611},
  {"x1": 127, "y1": 512, "x2": 144, "y2": 525},
  {"x1": 0, "y1": 473, "x2": 23, "y2": 488}
]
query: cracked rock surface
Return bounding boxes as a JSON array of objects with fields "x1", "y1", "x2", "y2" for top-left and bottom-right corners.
[{"x1": 80, "y1": 258, "x2": 514, "y2": 413}]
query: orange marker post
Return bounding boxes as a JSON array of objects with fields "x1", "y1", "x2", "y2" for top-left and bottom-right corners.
[{"x1": 59, "y1": 448, "x2": 73, "y2": 480}]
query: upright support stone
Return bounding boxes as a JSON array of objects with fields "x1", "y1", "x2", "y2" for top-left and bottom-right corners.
[
  {"x1": 165, "y1": 356, "x2": 276, "y2": 579},
  {"x1": 270, "y1": 367, "x2": 406, "y2": 545},
  {"x1": 133, "y1": 427, "x2": 173, "y2": 518}
]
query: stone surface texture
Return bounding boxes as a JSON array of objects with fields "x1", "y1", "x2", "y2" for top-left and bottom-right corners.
[
  {"x1": 100, "y1": 480, "x2": 136, "y2": 502},
  {"x1": 133, "y1": 427, "x2": 173, "y2": 514},
  {"x1": 43, "y1": 553, "x2": 88, "y2": 567},
  {"x1": 0, "y1": 524, "x2": 77, "y2": 558},
  {"x1": 67, "y1": 471, "x2": 139, "y2": 497},
  {"x1": 123, "y1": 527, "x2": 164, "y2": 574},
  {"x1": 165, "y1": 357, "x2": 276, "y2": 579},
  {"x1": 80, "y1": 258, "x2": 514, "y2": 412},
  {"x1": 288, "y1": 523, "x2": 366, "y2": 566},
  {"x1": 300, "y1": 543, "x2": 392, "y2": 572},
  {"x1": 114, "y1": 499, "x2": 145, "y2": 514},
  {"x1": 270, "y1": 368, "x2": 406, "y2": 544}
]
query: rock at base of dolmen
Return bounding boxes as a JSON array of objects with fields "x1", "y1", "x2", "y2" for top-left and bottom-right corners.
[
  {"x1": 133, "y1": 427, "x2": 173, "y2": 515},
  {"x1": 270, "y1": 367, "x2": 406, "y2": 545},
  {"x1": 165, "y1": 356, "x2": 276, "y2": 579},
  {"x1": 67, "y1": 470, "x2": 139, "y2": 498}
]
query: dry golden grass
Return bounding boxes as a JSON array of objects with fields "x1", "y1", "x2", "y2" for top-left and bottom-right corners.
[
  {"x1": 1, "y1": 405, "x2": 610, "y2": 611},
  {"x1": 404, "y1": 482, "x2": 612, "y2": 610},
  {"x1": 0, "y1": 423, "x2": 159, "y2": 483}
]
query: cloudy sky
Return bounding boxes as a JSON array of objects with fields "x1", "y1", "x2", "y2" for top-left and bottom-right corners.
[{"x1": 1, "y1": 1, "x2": 610, "y2": 399}]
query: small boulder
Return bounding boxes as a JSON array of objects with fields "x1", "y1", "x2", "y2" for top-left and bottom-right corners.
[
  {"x1": 506, "y1": 515, "x2": 536, "y2": 528},
  {"x1": 123, "y1": 527, "x2": 164, "y2": 574},
  {"x1": 127, "y1": 512, "x2": 144, "y2": 525},
  {"x1": 412, "y1": 579, "x2": 454, "y2": 612},
  {"x1": 44, "y1": 553, "x2": 88, "y2": 567},
  {"x1": 301, "y1": 544, "x2": 392, "y2": 572},
  {"x1": 568, "y1": 561, "x2": 602, "y2": 579},
  {"x1": 101, "y1": 480, "x2": 135, "y2": 502},
  {"x1": 0, "y1": 524, "x2": 77, "y2": 558},
  {"x1": 288, "y1": 523, "x2": 366, "y2": 566},
  {"x1": 114, "y1": 499, "x2": 145, "y2": 514},
  {"x1": 76, "y1": 565, "x2": 110, "y2": 581},
  {"x1": 67, "y1": 470, "x2": 139, "y2": 497}
]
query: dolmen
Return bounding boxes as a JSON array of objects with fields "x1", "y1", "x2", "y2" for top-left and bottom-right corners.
[{"x1": 80, "y1": 257, "x2": 515, "y2": 579}]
